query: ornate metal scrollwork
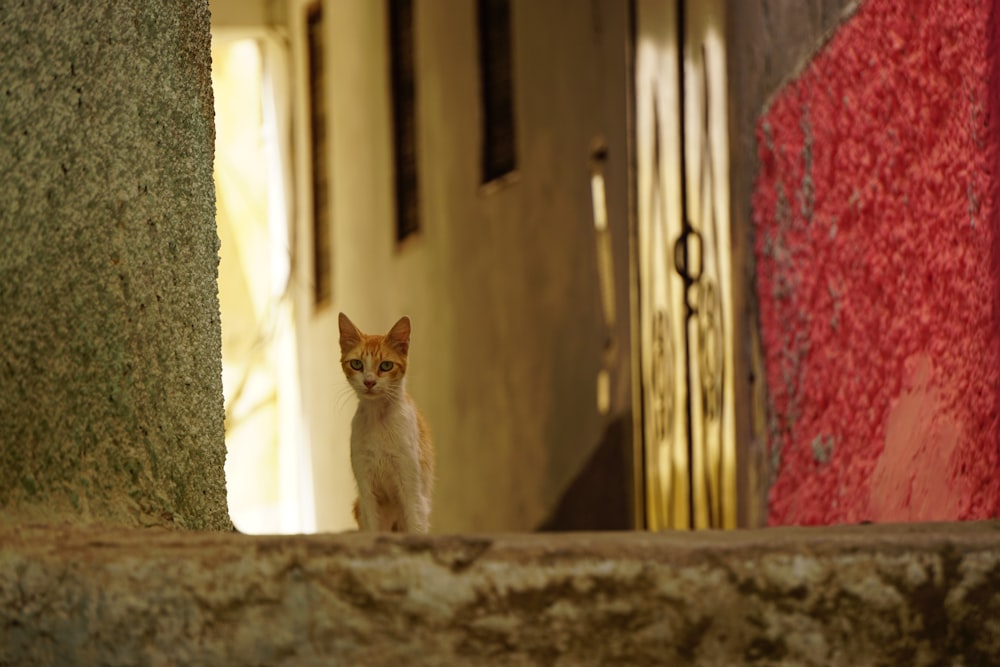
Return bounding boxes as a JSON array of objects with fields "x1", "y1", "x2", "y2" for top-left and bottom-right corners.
[
  {"x1": 640, "y1": 85, "x2": 683, "y2": 528},
  {"x1": 697, "y1": 279, "x2": 723, "y2": 423},
  {"x1": 688, "y1": 40, "x2": 730, "y2": 528},
  {"x1": 637, "y1": 0, "x2": 734, "y2": 531},
  {"x1": 649, "y1": 307, "x2": 675, "y2": 451}
]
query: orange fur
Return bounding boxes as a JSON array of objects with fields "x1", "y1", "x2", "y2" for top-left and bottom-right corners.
[{"x1": 339, "y1": 313, "x2": 434, "y2": 532}]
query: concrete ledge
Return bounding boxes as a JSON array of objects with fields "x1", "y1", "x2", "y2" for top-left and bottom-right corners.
[{"x1": 2, "y1": 522, "x2": 999, "y2": 665}]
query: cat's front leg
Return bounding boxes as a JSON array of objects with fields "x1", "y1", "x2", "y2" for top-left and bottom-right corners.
[
  {"x1": 394, "y1": 456, "x2": 429, "y2": 533},
  {"x1": 399, "y1": 494, "x2": 430, "y2": 533},
  {"x1": 356, "y1": 486, "x2": 379, "y2": 531}
]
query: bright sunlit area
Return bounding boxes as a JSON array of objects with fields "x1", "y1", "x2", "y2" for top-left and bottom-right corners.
[{"x1": 212, "y1": 33, "x2": 314, "y2": 534}]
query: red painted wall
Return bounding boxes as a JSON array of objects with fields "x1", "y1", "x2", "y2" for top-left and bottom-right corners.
[{"x1": 753, "y1": 0, "x2": 1000, "y2": 524}]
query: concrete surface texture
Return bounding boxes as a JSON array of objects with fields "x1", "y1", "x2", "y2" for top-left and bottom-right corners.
[
  {"x1": 2, "y1": 521, "x2": 1000, "y2": 665},
  {"x1": 0, "y1": 2, "x2": 232, "y2": 530},
  {"x1": 753, "y1": 0, "x2": 1000, "y2": 524}
]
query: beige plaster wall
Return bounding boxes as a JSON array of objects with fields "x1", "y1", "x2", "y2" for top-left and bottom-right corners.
[
  {"x1": 290, "y1": 0, "x2": 632, "y2": 532},
  {"x1": 0, "y1": 1, "x2": 231, "y2": 530}
]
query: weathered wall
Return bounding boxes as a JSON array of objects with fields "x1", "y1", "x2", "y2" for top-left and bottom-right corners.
[
  {"x1": 291, "y1": 0, "x2": 632, "y2": 532},
  {"x1": 3, "y1": 522, "x2": 1000, "y2": 665},
  {"x1": 0, "y1": 2, "x2": 232, "y2": 530},
  {"x1": 727, "y1": 0, "x2": 861, "y2": 527},
  {"x1": 752, "y1": 0, "x2": 1000, "y2": 524}
]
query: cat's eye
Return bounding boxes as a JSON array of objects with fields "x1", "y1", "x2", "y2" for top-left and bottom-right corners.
[
  {"x1": 349, "y1": 359, "x2": 363, "y2": 371},
  {"x1": 378, "y1": 361, "x2": 394, "y2": 372}
]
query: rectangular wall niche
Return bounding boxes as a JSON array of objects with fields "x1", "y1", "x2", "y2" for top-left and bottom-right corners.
[
  {"x1": 307, "y1": 2, "x2": 331, "y2": 306},
  {"x1": 478, "y1": 0, "x2": 517, "y2": 184},
  {"x1": 389, "y1": 0, "x2": 420, "y2": 242}
]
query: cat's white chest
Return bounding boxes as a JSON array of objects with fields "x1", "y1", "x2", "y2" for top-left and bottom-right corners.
[{"x1": 350, "y1": 401, "x2": 417, "y2": 488}]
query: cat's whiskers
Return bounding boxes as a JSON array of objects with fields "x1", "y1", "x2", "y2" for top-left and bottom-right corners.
[{"x1": 335, "y1": 384, "x2": 359, "y2": 411}]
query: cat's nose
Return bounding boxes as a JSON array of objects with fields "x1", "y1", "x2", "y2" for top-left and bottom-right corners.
[{"x1": 364, "y1": 379, "x2": 376, "y2": 389}]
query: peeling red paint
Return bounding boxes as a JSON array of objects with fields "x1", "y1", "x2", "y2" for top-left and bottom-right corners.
[
  {"x1": 870, "y1": 353, "x2": 964, "y2": 522},
  {"x1": 753, "y1": 0, "x2": 1000, "y2": 524}
]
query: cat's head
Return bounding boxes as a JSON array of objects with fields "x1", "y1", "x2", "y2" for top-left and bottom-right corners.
[{"x1": 338, "y1": 313, "x2": 410, "y2": 400}]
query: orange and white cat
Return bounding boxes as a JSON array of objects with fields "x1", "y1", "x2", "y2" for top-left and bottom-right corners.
[{"x1": 338, "y1": 313, "x2": 434, "y2": 533}]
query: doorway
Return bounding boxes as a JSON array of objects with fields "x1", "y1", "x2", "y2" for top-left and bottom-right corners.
[{"x1": 633, "y1": 0, "x2": 736, "y2": 530}]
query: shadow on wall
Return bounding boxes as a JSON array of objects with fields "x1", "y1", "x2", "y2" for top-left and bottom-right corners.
[{"x1": 539, "y1": 415, "x2": 632, "y2": 531}]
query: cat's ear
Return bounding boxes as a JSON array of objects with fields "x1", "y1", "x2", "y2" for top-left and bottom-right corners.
[
  {"x1": 386, "y1": 316, "x2": 411, "y2": 355},
  {"x1": 338, "y1": 312, "x2": 362, "y2": 351}
]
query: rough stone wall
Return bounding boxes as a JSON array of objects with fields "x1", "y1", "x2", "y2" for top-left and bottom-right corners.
[
  {"x1": 0, "y1": 2, "x2": 232, "y2": 530},
  {"x1": 726, "y1": 0, "x2": 861, "y2": 526},
  {"x1": 2, "y1": 522, "x2": 1000, "y2": 665},
  {"x1": 752, "y1": 0, "x2": 1000, "y2": 524}
]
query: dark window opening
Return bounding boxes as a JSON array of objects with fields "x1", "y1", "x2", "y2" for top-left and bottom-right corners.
[
  {"x1": 307, "y1": 3, "x2": 331, "y2": 307},
  {"x1": 478, "y1": 0, "x2": 517, "y2": 183},
  {"x1": 389, "y1": 0, "x2": 419, "y2": 242}
]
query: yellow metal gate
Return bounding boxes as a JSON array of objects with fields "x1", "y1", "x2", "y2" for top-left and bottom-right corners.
[{"x1": 633, "y1": 0, "x2": 736, "y2": 530}]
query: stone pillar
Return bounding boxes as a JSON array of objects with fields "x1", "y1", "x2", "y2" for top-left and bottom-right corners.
[{"x1": 0, "y1": 1, "x2": 232, "y2": 530}]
